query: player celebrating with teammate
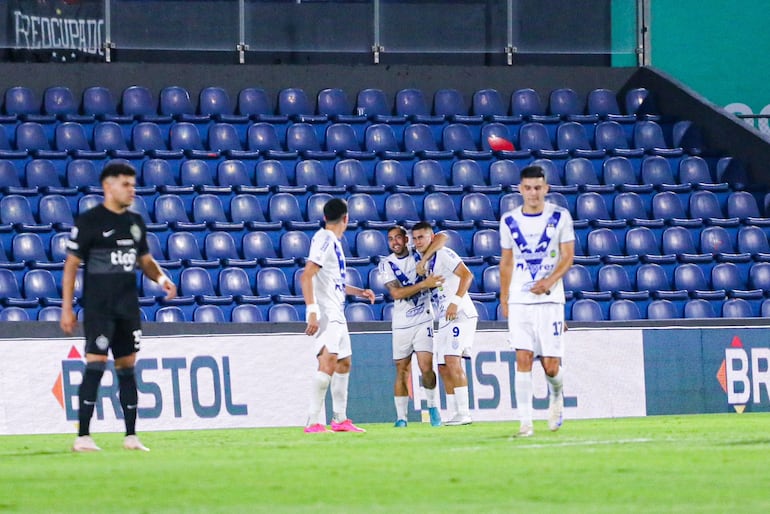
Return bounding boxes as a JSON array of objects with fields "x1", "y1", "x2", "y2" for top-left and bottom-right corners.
[
  {"x1": 380, "y1": 225, "x2": 446, "y2": 427},
  {"x1": 498, "y1": 165, "x2": 575, "y2": 437}
]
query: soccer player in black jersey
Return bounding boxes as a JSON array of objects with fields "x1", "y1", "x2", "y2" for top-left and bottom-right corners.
[{"x1": 60, "y1": 162, "x2": 177, "y2": 452}]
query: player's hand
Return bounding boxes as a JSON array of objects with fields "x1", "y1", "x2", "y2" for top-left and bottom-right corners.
[
  {"x1": 60, "y1": 308, "x2": 77, "y2": 335},
  {"x1": 361, "y1": 288, "x2": 376, "y2": 304},
  {"x1": 423, "y1": 274, "x2": 445, "y2": 289},
  {"x1": 530, "y1": 279, "x2": 552, "y2": 296},
  {"x1": 305, "y1": 313, "x2": 320, "y2": 336},
  {"x1": 446, "y1": 303, "x2": 459, "y2": 321},
  {"x1": 415, "y1": 260, "x2": 427, "y2": 276},
  {"x1": 162, "y1": 280, "x2": 178, "y2": 300}
]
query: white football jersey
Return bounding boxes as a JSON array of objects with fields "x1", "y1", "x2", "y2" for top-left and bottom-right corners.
[
  {"x1": 306, "y1": 228, "x2": 347, "y2": 322},
  {"x1": 425, "y1": 247, "x2": 477, "y2": 327},
  {"x1": 499, "y1": 203, "x2": 575, "y2": 305},
  {"x1": 379, "y1": 247, "x2": 434, "y2": 329}
]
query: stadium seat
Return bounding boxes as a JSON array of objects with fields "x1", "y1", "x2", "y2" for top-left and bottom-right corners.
[
  {"x1": 451, "y1": 159, "x2": 486, "y2": 189},
  {"x1": 375, "y1": 160, "x2": 412, "y2": 191},
  {"x1": 689, "y1": 190, "x2": 732, "y2": 225},
  {"x1": 423, "y1": 192, "x2": 461, "y2": 225},
  {"x1": 413, "y1": 159, "x2": 460, "y2": 193},
  {"x1": 609, "y1": 299, "x2": 642, "y2": 320},
  {"x1": 237, "y1": 88, "x2": 277, "y2": 119},
  {"x1": 66, "y1": 159, "x2": 101, "y2": 191},
  {"x1": 256, "y1": 160, "x2": 291, "y2": 190},
  {"x1": 217, "y1": 159, "x2": 253, "y2": 188},
  {"x1": 684, "y1": 299, "x2": 717, "y2": 318},
  {"x1": 641, "y1": 156, "x2": 683, "y2": 191},
  {"x1": 462, "y1": 193, "x2": 498, "y2": 228},
  {"x1": 594, "y1": 121, "x2": 644, "y2": 157},
  {"x1": 499, "y1": 192, "x2": 523, "y2": 214},
  {"x1": 602, "y1": 156, "x2": 641, "y2": 190},
  {"x1": 247, "y1": 122, "x2": 288, "y2": 154},
  {"x1": 78, "y1": 194, "x2": 103, "y2": 214},
  {"x1": 662, "y1": 226, "x2": 710, "y2": 262},
  {"x1": 160, "y1": 86, "x2": 204, "y2": 122},
  {"x1": 614, "y1": 193, "x2": 664, "y2": 227},
  {"x1": 269, "y1": 193, "x2": 304, "y2": 225},
  {"x1": 0, "y1": 269, "x2": 33, "y2": 307},
  {"x1": 91, "y1": 121, "x2": 130, "y2": 155},
  {"x1": 208, "y1": 123, "x2": 245, "y2": 154},
  {"x1": 167, "y1": 232, "x2": 212, "y2": 266},
  {"x1": 396, "y1": 88, "x2": 443, "y2": 123},
  {"x1": 711, "y1": 262, "x2": 762, "y2": 299},
  {"x1": 346, "y1": 193, "x2": 384, "y2": 227},
  {"x1": 653, "y1": 192, "x2": 698, "y2": 226},
  {"x1": 82, "y1": 86, "x2": 120, "y2": 119},
  {"x1": 404, "y1": 123, "x2": 448, "y2": 158},
  {"x1": 193, "y1": 194, "x2": 232, "y2": 227},
  {"x1": 15, "y1": 122, "x2": 57, "y2": 155},
  {"x1": 181, "y1": 266, "x2": 232, "y2": 304},
  {"x1": 231, "y1": 304, "x2": 265, "y2": 323},
  {"x1": 646, "y1": 299, "x2": 680, "y2": 319},
  {"x1": 721, "y1": 298, "x2": 754, "y2": 318},
  {"x1": 700, "y1": 226, "x2": 749, "y2": 262},
  {"x1": 257, "y1": 267, "x2": 295, "y2": 299},
  {"x1": 434, "y1": 88, "x2": 483, "y2": 123},
  {"x1": 1, "y1": 195, "x2": 39, "y2": 228},
  {"x1": 180, "y1": 159, "x2": 215, "y2": 188},
  {"x1": 38, "y1": 194, "x2": 75, "y2": 230},
  {"x1": 170, "y1": 122, "x2": 207, "y2": 155},
  {"x1": 749, "y1": 262, "x2": 770, "y2": 292},
  {"x1": 335, "y1": 158, "x2": 373, "y2": 188},
  {"x1": 716, "y1": 157, "x2": 750, "y2": 190},
  {"x1": 0, "y1": 159, "x2": 23, "y2": 191},
  {"x1": 4, "y1": 86, "x2": 44, "y2": 119},
  {"x1": 738, "y1": 226, "x2": 770, "y2": 261},
  {"x1": 356, "y1": 88, "x2": 398, "y2": 121},
  {"x1": 365, "y1": 123, "x2": 411, "y2": 157},
  {"x1": 199, "y1": 87, "x2": 240, "y2": 122},
  {"x1": 472, "y1": 229, "x2": 501, "y2": 263},
  {"x1": 218, "y1": 267, "x2": 262, "y2": 301},
  {"x1": 564, "y1": 158, "x2": 601, "y2": 190},
  {"x1": 317, "y1": 88, "x2": 363, "y2": 122},
  {"x1": 625, "y1": 88, "x2": 659, "y2": 119},
  {"x1": 0, "y1": 307, "x2": 31, "y2": 321},
  {"x1": 489, "y1": 160, "x2": 520, "y2": 188},
  {"x1": 625, "y1": 227, "x2": 671, "y2": 262},
  {"x1": 326, "y1": 123, "x2": 370, "y2": 157},
  {"x1": 472, "y1": 88, "x2": 518, "y2": 122},
  {"x1": 549, "y1": 88, "x2": 585, "y2": 119},
  {"x1": 38, "y1": 305, "x2": 63, "y2": 321},
  {"x1": 155, "y1": 306, "x2": 186, "y2": 322},
  {"x1": 54, "y1": 122, "x2": 100, "y2": 157},
  {"x1": 278, "y1": 88, "x2": 322, "y2": 120},
  {"x1": 345, "y1": 303, "x2": 376, "y2": 322},
  {"x1": 556, "y1": 122, "x2": 604, "y2": 158},
  {"x1": 512, "y1": 88, "x2": 552, "y2": 121},
  {"x1": 203, "y1": 232, "x2": 242, "y2": 264},
  {"x1": 242, "y1": 231, "x2": 284, "y2": 266},
  {"x1": 132, "y1": 122, "x2": 174, "y2": 155},
  {"x1": 43, "y1": 86, "x2": 86, "y2": 121},
  {"x1": 571, "y1": 298, "x2": 604, "y2": 321},
  {"x1": 286, "y1": 122, "x2": 326, "y2": 153},
  {"x1": 193, "y1": 304, "x2": 226, "y2": 323},
  {"x1": 586, "y1": 88, "x2": 632, "y2": 121},
  {"x1": 142, "y1": 159, "x2": 177, "y2": 188},
  {"x1": 355, "y1": 230, "x2": 389, "y2": 260},
  {"x1": 678, "y1": 156, "x2": 723, "y2": 190},
  {"x1": 672, "y1": 120, "x2": 706, "y2": 155},
  {"x1": 443, "y1": 124, "x2": 490, "y2": 158},
  {"x1": 50, "y1": 232, "x2": 71, "y2": 262},
  {"x1": 727, "y1": 191, "x2": 766, "y2": 224},
  {"x1": 23, "y1": 268, "x2": 60, "y2": 304},
  {"x1": 384, "y1": 193, "x2": 421, "y2": 226},
  {"x1": 279, "y1": 231, "x2": 311, "y2": 264},
  {"x1": 154, "y1": 194, "x2": 191, "y2": 225},
  {"x1": 576, "y1": 193, "x2": 613, "y2": 225},
  {"x1": 26, "y1": 159, "x2": 71, "y2": 193},
  {"x1": 121, "y1": 86, "x2": 159, "y2": 118},
  {"x1": 518, "y1": 122, "x2": 564, "y2": 156},
  {"x1": 675, "y1": 263, "x2": 725, "y2": 299},
  {"x1": 268, "y1": 303, "x2": 300, "y2": 322}
]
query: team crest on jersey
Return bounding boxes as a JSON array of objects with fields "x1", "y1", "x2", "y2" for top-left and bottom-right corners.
[
  {"x1": 130, "y1": 224, "x2": 142, "y2": 242},
  {"x1": 95, "y1": 335, "x2": 109, "y2": 351}
]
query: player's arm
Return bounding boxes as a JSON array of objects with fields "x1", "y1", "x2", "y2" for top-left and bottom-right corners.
[
  {"x1": 415, "y1": 231, "x2": 448, "y2": 276},
  {"x1": 446, "y1": 261, "x2": 473, "y2": 320},
  {"x1": 385, "y1": 274, "x2": 444, "y2": 301},
  {"x1": 531, "y1": 240, "x2": 575, "y2": 295},
  {"x1": 301, "y1": 261, "x2": 321, "y2": 335},
  {"x1": 345, "y1": 283, "x2": 376, "y2": 304},
  {"x1": 138, "y1": 253, "x2": 177, "y2": 300},
  {"x1": 60, "y1": 254, "x2": 82, "y2": 335},
  {"x1": 498, "y1": 248, "x2": 513, "y2": 319}
]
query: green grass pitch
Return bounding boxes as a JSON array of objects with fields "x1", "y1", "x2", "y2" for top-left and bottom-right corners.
[{"x1": 1, "y1": 413, "x2": 769, "y2": 513}]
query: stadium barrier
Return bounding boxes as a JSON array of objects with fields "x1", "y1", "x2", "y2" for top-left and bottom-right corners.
[{"x1": 0, "y1": 322, "x2": 767, "y2": 435}]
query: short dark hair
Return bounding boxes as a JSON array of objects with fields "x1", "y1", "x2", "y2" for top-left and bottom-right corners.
[
  {"x1": 100, "y1": 161, "x2": 137, "y2": 183},
  {"x1": 411, "y1": 221, "x2": 434, "y2": 233},
  {"x1": 520, "y1": 165, "x2": 546, "y2": 181},
  {"x1": 388, "y1": 225, "x2": 407, "y2": 237},
  {"x1": 323, "y1": 198, "x2": 348, "y2": 223}
]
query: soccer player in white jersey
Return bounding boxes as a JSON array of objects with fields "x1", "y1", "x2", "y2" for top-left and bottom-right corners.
[
  {"x1": 499, "y1": 165, "x2": 575, "y2": 437},
  {"x1": 411, "y1": 221, "x2": 477, "y2": 426},
  {"x1": 301, "y1": 198, "x2": 376, "y2": 433},
  {"x1": 380, "y1": 225, "x2": 447, "y2": 428}
]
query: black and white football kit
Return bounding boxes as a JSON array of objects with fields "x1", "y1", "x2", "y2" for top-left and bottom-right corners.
[{"x1": 66, "y1": 204, "x2": 149, "y2": 358}]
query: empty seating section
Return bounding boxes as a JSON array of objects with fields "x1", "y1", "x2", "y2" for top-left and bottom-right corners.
[{"x1": 0, "y1": 84, "x2": 766, "y2": 322}]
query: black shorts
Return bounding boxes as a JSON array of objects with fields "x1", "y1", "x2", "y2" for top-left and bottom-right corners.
[{"x1": 83, "y1": 312, "x2": 142, "y2": 359}]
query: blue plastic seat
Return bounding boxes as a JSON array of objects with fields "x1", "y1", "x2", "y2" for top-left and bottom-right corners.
[
  {"x1": 1, "y1": 195, "x2": 39, "y2": 228},
  {"x1": 594, "y1": 121, "x2": 644, "y2": 157},
  {"x1": 722, "y1": 298, "x2": 754, "y2": 318},
  {"x1": 217, "y1": 160, "x2": 253, "y2": 187},
  {"x1": 237, "y1": 88, "x2": 276, "y2": 118},
  {"x1": 181, "y1": 266, "x2": 231, "y2": 303},
  {"x1": 82, "y1": 86, "x2": 120, "y2": 119},
  {"x1": 268, "y1": 303, "x2": 300, "y2": 322},
  {"x1": 636, "y1": 263, "x2": 686, "y2": 300},
  {"x1": 280, "y1": 231, "x2": 311, "y2": 264},
  {"x1": 66, "y1": 159, "x2": 101, "y2": 191},
  {"x1": 609, "y1": 299, "x2": 642, "y2": 320},
  {"x1": 672, "y1": 120, "x2": 706, "y2": 155},
  {"x1": 716, "y1": 157, "x2": 750, "y2": 190},
  {"x1": 512, "y1": 88, "x2": 553, "y2": 121},
  {"x1": 634, "y1": 120, "x2": 683, "y2": 157},
  {"x1": 255, "y1": 160, "x2": 291, "y2": 190},
  {"x1": 424, "y1": 192, "x2": 460, "y2": 225},
  {"x1": 38, "y1": 194, "x2": 74, "y2": 229},
  {"x1": 0, "y1": 159, "x2": 22, "y2": 191},
  {"x1": 662, "y1": 226, "x2": 710, "y2": 262},
  {"x1": 556, "y1": 122, "x2": 604, "y2": 158},
  {"x1": 404, "y1": 123, "x2": 447, "y2": 157},
  {"x1": 690, "y1": 190, "x2": 738, "y2": 226},
  {"x1": 549, "y1": 88, "x2": 585, "y2": 119},
  {"x1": 564, "y1": 264, "x2": 599, "y2": 301},
  {"x1": 345, "y1": 303, "x2": 376, "y2": 322},
  {"x1": 625, "y1": 227, "x2": 669, "y2": 262},
  {"x1": 356, "y1": 88, "x2": 401, "y2": 121},
  {"x1": 374, "y1": 160, "x2": 411, "y2": 190},
  {"x1": 480, "y1": 122, "x2": 517, "y2": 152},
  {"x1": 43, "y1": 86, "x2": 85, "y2": 121},
  {"x1": 625, "y1": 88, "x2": 660, "y2": 119},
  {"x1": 586, "y1": 89, "x2": 632, "y2": 121},
  {"x1": 192, "y1": 194, "x2": 228, "y2": 225},
  {"x1": 647, "y1": 299, "x2": 680, "y2": 319},
  {"x1": 641, "y1": 156, "x2": 682, "y2": 191},
  {"x1": 230, "y1": 194, "x2": 272, "y2": 229},
  {"x1": 472, "y1": 229, "x2": 501, "y2": 263},
  {"x1": 678, "y1": 156, "x2": 719, "y2": 189},
  {"x1": 23, "y1": 268, "x2": 60, "y2": 304},
  {"x1": 193, "y1": 305, "x2": 226, "y2": 323},
  {"x1": 142, "y1": 159, "x2": 177, "y2": 187},
  {"x1": 326, "y1": 123, "x2": 368, "y2": 156},
  {"x1": 472, "y1": 89, "x2": 516, "y2": 121},
  {"x1": 208, "y1": 123, "x2": 244, "y2": 153},
  {"x1": 384, "y1": 193, "x2": 420, "y2": 226},
  {"x1": 54, "y1": 122, "x2": 95, "y2": 155},
  {"x1": 711, "y1": 262, "x2": 762, "y2": 299},
  {"x1": 335, "y1": 158, "x2": 372, "y2": 187},
  {"x1": 396, "y1": 88, "x2": 442, "y2": 123},
  {"x1": 247, "y1": 123, "x2": 294, "y2": 156},
  {"x1": 269, "y1": 193, "x2": 304, "y2": 225},
  {"x1": 602, "y1": 156, "x2": 641, "y2": 190},
  {"x1": 159, "y1": 86, "x2": 194, "y2": 117},
  {"x1": 286, "y1": 122, "x2": 325, "y2": 153},
  {"x1": 462, "y1": 192, "x2": 497, "y2": 227},
  {"x1": 598, "y1": 264, "x2": 646, "y2": 299},
  {"x1": 489, "y1": 160, "x2": 520, "y2": 188},
  {"x1": 155, "y1": 306, "x2": 186, "y2": 322},
  {"x1": 355, "y1": 230, "x2": 389, "y2": 260},
  {"x1": 434, "y1": 89, "x2": 482, "y2": 123},
  {"x1": 296, "y1": 159, "x2": 334, "y2": 190},
  {"x1": 344, "y1": 193, "x2": 385, "y2": 228},
  {"x1": 653, "y1": 192, "x2": 698, "y2": 226},
  {"x1": 4, "y1": 86, "x2": 44, "y2": 119},
  {"x1": 571, "y1": 298, "x2": 604, "y2": 321},
  {"x1": 203, "y1": 231, "x2": 240, "y2": 262},
  {"x1": 231, "y1": 304, "x2": 265, "y2": 323},
  {"x1": 675, "y1": 263, "x2": 725, "y2": 299},
  {"x1": 499, "y1": 192, "x2": 523, "y2": 214},
  {"x1": 443, "y1": 123, "x2": 488, "y2": 156},
  {"x1": 366, "y1": 123, "x2": 412, "y2": 158},
  {"x1": 564, "y1": 158, "x2": 600, "y2": 189},
  {"x1": 167, "y1": 232, "x2": 207, "y2": 265},
  {"x1": 169, "y1": 122, "x2": 206, "y2": 155},
  {"x1": 412, "y1": 159, "x2": 455, "y2": 193},
  {"x1": 78, "y1": 194, "x2": 103, "y2": 215},
  {"x1": 16, "y1": 122, "x2": 55, "y2": 154},
  {"x1": 317, "y1": 88, "x2": 362, "y2": 122},
  {"x1": 684, "y1": 299, "x2": 717, "y2": 318},
  {"x1": 700, "y1": 226, "x2": 748, "y2": 262},
  {"x1": 576, "y1": 193, "x2": 613, "y2": 225},
  {"x1": 121, "y1": 86, "x2": 158, "y2": 118},
  {"x1": 198, "y1": 87, "x2": 237, "y2": 121},
  {"x1": 738, "y1": 226, "x2": 770, "y2": 261},
  {"x1": 452, "y1": 159, "x2": 485, "y2": 188},
  {"x1": 750, "y1": 262, "x2": 770, "y2": 292},
  {"x1": 25, "y1": 159, "x2": 69, "y2": 193},
  {"x1": 132, "y1": 122, "x2": 171, "y2": 153},
  {"x1": 242, "y1": 231, "x2": 283, "y2": 266},
  {"x1": 257, "y1": 267, "x2": 294, "y2": 299},
  {"x1": 93, "y1": 121, "x2": 130, "y2": 153},
  {"x1": 278, "y1": 88, "x2": 321, "y2": 119},
  {"x1": 518, "y1": 122, "x2": 559, "y2": 155},
  {"x1": 12, "y1": 232, "x2": 49, "y2": 264},
  {"x1": 442, "y1": 229, "x2": 468, "y2": 257},
  {"x1": 154, "y1": 196, "x2": 192, "y2": 228},
  {"x1": 727, "y1": 191, "x2": 765, "y2": 224}
]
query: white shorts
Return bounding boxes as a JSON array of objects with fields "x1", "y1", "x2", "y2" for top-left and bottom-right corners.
[
  {"x1": 313, "y1": 318, "x2": 352, "y2": 359},
  {"x1": 392, "y1": 321, "x2": 434, "y2": 360},
  {"x1": 435, "y1": 314, "x2": 477, "y2": 365},
  {"x1": 507, "y1": 303, "x2": 565, "y2": 358}
]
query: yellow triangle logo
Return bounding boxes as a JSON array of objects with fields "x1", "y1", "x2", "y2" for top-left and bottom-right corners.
[{"x1": 733, "y1": 405, "x2": 746, "y2": 414}]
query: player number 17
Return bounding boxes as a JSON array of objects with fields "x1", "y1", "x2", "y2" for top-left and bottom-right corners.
[{"x1": 552, "y1": 321, "x2": 563, "y2": 336}]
